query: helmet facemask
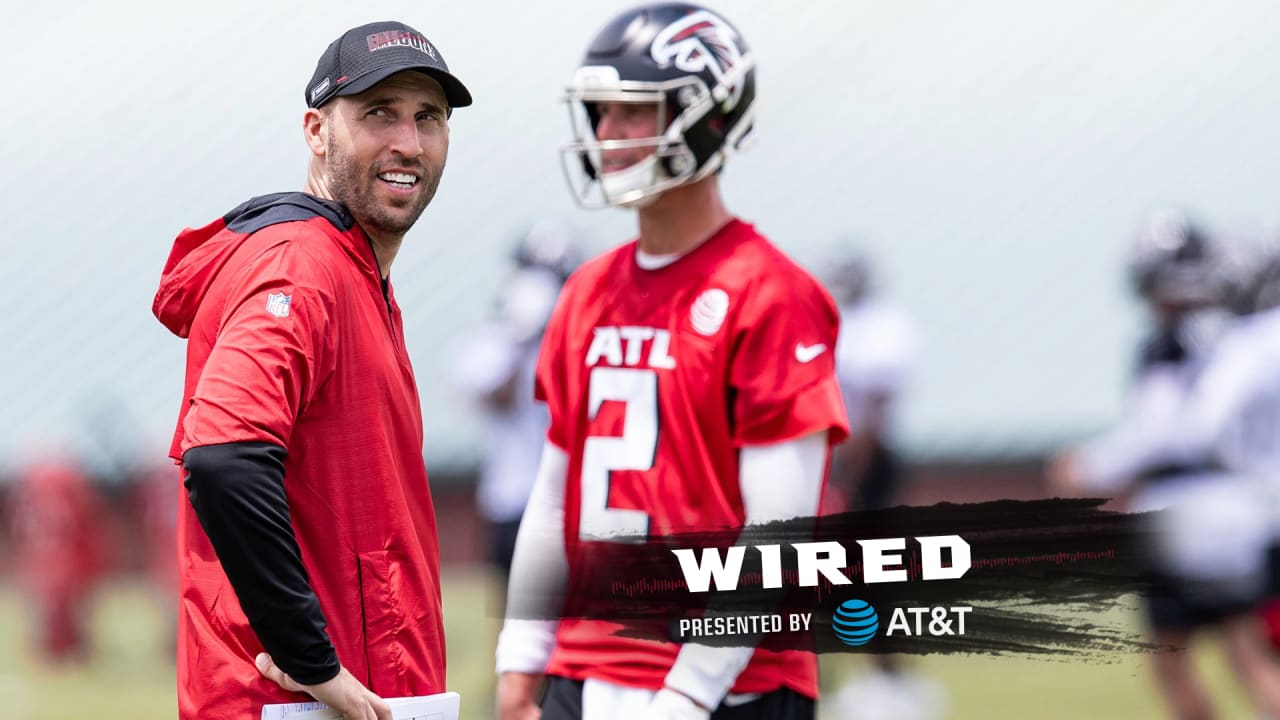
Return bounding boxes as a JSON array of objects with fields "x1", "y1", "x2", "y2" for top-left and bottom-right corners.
[{"x1": 559, "y1": 58, "x2": 755, "y2": 209}]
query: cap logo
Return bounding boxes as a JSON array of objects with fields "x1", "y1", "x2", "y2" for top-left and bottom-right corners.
[
  {"x1": 366, "y1": 30, "x2": 437, "y2": 60},
  {"x1": 651, "y1": 10, "x2": 744, "y2": 104},
  {"x1": 310, "y1": 77, "x2": 330, "y2": 102}
]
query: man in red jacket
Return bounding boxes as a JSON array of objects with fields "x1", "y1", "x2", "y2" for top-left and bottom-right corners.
[
  {"x1": 153, "y1": 20, "x2": 471, "y2": 720},
  {"x1": 10, "y1": 457, "x2": 107, "y2": 665}
]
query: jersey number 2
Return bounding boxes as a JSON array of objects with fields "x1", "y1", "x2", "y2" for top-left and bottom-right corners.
[{"x1": 579, "y1": 367, "x2": 658, "y2": 541}]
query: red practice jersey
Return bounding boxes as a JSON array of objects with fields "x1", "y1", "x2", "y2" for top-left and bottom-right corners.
[
  {"x1": 537, "y1": 219, "x2": 849, "y2": 698},
  {"x1": 155, "y1": 193, "x2": 445, "y2": 719}
]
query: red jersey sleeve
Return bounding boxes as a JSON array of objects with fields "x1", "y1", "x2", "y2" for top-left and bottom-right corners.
[
  {"x1": 534, "y1": 280, "x2": 572, "y2": 451},
  {"x1": 729, "y1": 273, "x2": 850, "y2": 446},
  {"x1": 181, "y1": 242, "x2": 335, "y2": 453}
]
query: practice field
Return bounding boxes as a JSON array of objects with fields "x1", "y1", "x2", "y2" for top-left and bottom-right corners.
[{"x1": 0, "y1": 573, "x2": 1255, "y2": 720}]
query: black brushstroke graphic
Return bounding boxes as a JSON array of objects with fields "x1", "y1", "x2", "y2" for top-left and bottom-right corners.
[{"x1": 508, "y1": 499, "x2": 1166, "y2": 658}]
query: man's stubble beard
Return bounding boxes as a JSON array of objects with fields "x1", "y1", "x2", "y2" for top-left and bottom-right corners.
[{"x1": 326, "y1": 128, "x2": 443, "y2": 239}]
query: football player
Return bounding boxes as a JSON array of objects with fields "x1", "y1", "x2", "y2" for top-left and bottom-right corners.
[
  {"x1": 454, "y1": 221, "x2": 581, "y2": 584},
  {"x1": 494, "y1": 4, "x2": 849, "y2": 720},
  {"x1": 10, "y1": 456, "x2": 107, "y2": 665},
  {"x1": 820, "y1": 250, "x2": 941, "y2": 720},
  {"x1": 1168, "y1": 232, "x2": 1280, "y2": 659},
  {"x1": 824, "y1": 250, "x2": 920, "y2": 517},
  {"x1": 1050, "y1": 211, "x2": 1280, "y2": 718}
]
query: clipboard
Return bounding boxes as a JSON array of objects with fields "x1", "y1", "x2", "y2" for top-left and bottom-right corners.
[{"x1": 261, "y1": 691, "x2": 460, "y2": 720}]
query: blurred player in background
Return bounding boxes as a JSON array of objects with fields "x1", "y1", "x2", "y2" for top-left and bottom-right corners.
[
  {"x1": 9, "y1": 455, "x2": 107, "y2": 665},
  {"x1": 823, "y1": 250, "x2": 920, "y2": 516},
  {"x1": 136, "y1": 460, "x2": 180, "y2": 657},
  {"x1": 495, "y1": 4, "x2": 848, "y2": 719},
  {"x1": 1224, "y1": 236, "x2": 1280, "y2": 653},
  {"x1": 1163, "y1": 232, "x2": 1280, "y2": 658},
  {"x1": 1051, "y1": 210, "x2": 1280, "y2": 719},
  {"x1": 819, "y1": 249, "x2": 941, "y2": 720},
  {"x1": 454, "y1": 221, "x2": 580, "y2": 587}
]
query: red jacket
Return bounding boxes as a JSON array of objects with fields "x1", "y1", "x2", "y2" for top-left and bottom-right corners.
[
  {"x1": 154, "y1": 193, "x2": 445, "y2": 719},
  {"x1": 11, "y1": 460, "x2": 106, "y2": 599}
]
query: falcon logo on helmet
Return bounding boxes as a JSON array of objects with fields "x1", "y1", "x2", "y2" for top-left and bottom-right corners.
[{"x1": 650, "y1": 11, "x2": 746, "y2": 108}]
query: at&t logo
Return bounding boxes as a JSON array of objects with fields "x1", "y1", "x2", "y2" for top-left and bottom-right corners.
[
  {"x1": 832, "y1": 599, "x2": 879, "y2": 646},
  {"x1": 832, "y1": 599, "x2": 972, "y2": 646}
]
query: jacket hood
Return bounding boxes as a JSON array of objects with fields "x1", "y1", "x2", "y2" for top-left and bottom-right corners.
[{"x1": 153, "y1": 193, "x2": 354, "y2": 338}]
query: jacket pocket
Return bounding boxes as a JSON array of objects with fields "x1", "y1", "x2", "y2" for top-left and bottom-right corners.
[{"x1": 357, "y1": 549, "x2": 408, "y2": 689}]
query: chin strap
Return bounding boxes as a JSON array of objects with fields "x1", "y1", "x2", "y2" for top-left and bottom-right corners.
[{"x1": 600, "y1": 155, "x2": 665, "y2": 208}]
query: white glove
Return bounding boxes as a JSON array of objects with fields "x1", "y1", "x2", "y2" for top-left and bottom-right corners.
[{"x1": 616, "y1": 688, "x2": 711, "y2": 720}]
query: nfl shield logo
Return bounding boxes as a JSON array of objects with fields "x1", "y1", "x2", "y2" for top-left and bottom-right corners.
[{"x1": 265, "y1": 293, "x2": 292, "y2": 318}]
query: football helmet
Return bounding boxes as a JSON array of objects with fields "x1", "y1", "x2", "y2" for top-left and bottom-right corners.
[
  {"x1": 1128, "y1": 210, "x2": 1226, "y2": 307},
  {"x1": 560, "y1": 3, "x2": 757, "y2": 208},
  {"x1": 1248, "y1": 239, "x2": 1280, "y2": 313},
  {"x1": 512, "y1": 218, "x2": 582, "y2": 282},
  {"x1": 1222, "y1": 231, "x2": 1280, "y2": 315},
  {"x1": 826, "y1": 248, "x2": 874, "y2": 306}
]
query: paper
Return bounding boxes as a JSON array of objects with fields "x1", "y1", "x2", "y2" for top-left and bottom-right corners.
[{"x1": 261, "y1": 691, "x2": 460, "y2": 720}]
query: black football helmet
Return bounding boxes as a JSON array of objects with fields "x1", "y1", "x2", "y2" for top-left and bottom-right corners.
[
  {"x1": 560, "y1": 3, "x2": 757, "y2": 208},
  {"x1": 512, "y1": 218, "x2": 582, "y2": 282},
  {"x1": 1128, "y1": 210, "x2": 1226, "y2": 307},
  {"x1": 1221, "y1": 232, "x2": 1280, "y2": 315},
  {"x1": 826, "y1": 249, "x2": 874, "y2": 306},
  {"x1": 1248, "y1": 238, "x2": 1280, "y2": 313}
]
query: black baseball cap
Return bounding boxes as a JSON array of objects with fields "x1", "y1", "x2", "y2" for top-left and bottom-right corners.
[{"x1": 306, "y1": 21, "x2": 473, "y2": 111}]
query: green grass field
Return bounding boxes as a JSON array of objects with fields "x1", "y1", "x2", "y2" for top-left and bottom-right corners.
[{"x1": 0, "y1": 573, "x2": 1256, "y2": 719}]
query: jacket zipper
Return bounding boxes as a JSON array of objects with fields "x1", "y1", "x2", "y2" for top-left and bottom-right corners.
[
  {"x1": 379, "y1": 277, "x2": 408, "y2": 357},
  {"x1": 380, "y1": 276, "x2": 393, "y2": 319},
  {"x1": 366, "y1": 237, "x2": 400, "y2": 349}
]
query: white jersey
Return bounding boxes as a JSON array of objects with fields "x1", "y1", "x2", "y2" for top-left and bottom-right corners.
[
  {"x1": 1083, "y1": 308, "x2": 1280, "y2": 488},
  {"x1": 1175, "y1": 306, "x2": 1280, "y2": 586},
  {"x1": 455, "y1": 326, "x2": 546, "y2": 523},
  {"x1": 1076, "y1": 312, "x2": 1278, "y2": 588},
  {"x1": 455, "y1": 268, "x2": 564, "y2": 523},
  {"x1": 1181, "y1": 306, "x2": 1280, "y2": 478},
  {"x1": 834, "y1": 299, "x2": 919, "y2": 439},
  {"x1": 1074, "y1": 332, "x2": 1210, "y2": 495}
]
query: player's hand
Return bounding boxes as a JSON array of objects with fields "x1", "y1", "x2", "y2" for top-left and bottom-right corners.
[
  {"x1": 496, "y1": 671, "x2": 543, "y2": 720},
  {"x1": 1046, "y1": 450, "x2": 1084, "y2": 497},
  {"x1": 255, "y1": 652, "x2": 391, "y2": 720},
  {"x1": 617, "y1": 688, "x2": 711, "y2": 720}
]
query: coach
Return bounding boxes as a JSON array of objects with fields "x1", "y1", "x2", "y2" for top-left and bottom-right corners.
[{"x1": 152, "y1": 20, "x2": 470, "y2": 720}]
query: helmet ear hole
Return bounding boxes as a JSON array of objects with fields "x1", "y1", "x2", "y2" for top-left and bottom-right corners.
[
  {"x1": 676, "y1": 85, "x2": 701, "y2": 109},
  {"x1": 662, "y1": 150, "x2": 695, "y2": 178}
]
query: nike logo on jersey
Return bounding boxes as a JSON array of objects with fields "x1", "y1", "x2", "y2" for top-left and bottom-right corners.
[{"x1": 795, "y1": 343, "x2": 827, "y2": 363}]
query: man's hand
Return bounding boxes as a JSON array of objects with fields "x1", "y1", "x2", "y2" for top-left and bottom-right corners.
[
  {"x1": 1046, "y1": 450, "x2": 1085, "y2": 497},
  {"x1": 617, "y1": 688, "x2": 711, "y2": 720},
  {"x1": 256, "y1": 652, "x2": 391, "y2": 720},
  {"x1": 496, "y1": 671, "x2": 543, "y2": 720}
]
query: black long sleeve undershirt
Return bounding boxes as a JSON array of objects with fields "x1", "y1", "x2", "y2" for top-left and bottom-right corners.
[{"x1": 182, "y1": 441, "x2": 340, "y2": 685}]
